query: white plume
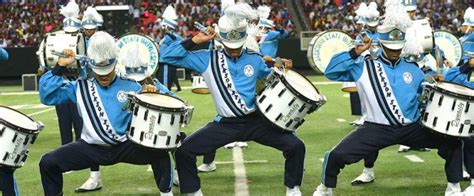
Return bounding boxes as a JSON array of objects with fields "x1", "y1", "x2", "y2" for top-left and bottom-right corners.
[
  {"x1": 120, "y1": 43, "x2": 147, "y2": 68},
  {"x1": 162, "y1": 5, "x2": 177, "y2": 20},
  {"x1": 221, "y1": 0, "x2": 235, "y2": 16},
  {"x1": 257, "y1": 5, "x2": 271, "y2": 19},
  {"x1": 60, "y1": 0, "x2": 79, "y2": 18},
  {"x1": 244, "y1": 23, "x2": 260, "y2": 51},
  {"x1": 87, "y1": 31, "x2": 118, "y2": 63},
  {"x1": 402, "y1": 26, "x2": 423, "y2": 56},
  {"x1": 355, "y1": 2, "x2": 368, "y2": 18},
  {"x1": 383, "y1": 0, "x2": 412, "y2": 31},
  {"x1": 82, "y1": 7, "x2": 98, "y2": 22},
  {"x1": 464, "y1": 7, "x2": 473, "y2": 21},
  {"x1": 224, "y1": 2, "x2": 258, "y2": 25},
  {"x1": 367, "y1": 2, "x2": 379, "y2": 18}
]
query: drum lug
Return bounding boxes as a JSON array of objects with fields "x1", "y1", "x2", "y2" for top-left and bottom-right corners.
[
  {"x1": 140, "y1": 132, "x2": 144, "y2": 141},
  {"x1": 21, "y1": 154, "x2": 28, "y2": 163},
  {"x1": 432, "y1": 117, "x2": 438, "y2": 127},
  {"x1": 423, "y1": 112, "x2": 429, "y2": 122},
  {"x1": 30, "y1": 135, "x2": 38, "y2": 144},
  {"x1": 23, "y1": 136, "x2": 30, "y2": 145},
  {"x1": 130, "y1": 127, "x2": 135, "y2": 137},
  {"x1": 166, "y1": 136, "x2": 171, "y2": 146},
  {"x1": 158, "y1": 113, "x2": 162, "y2": 124},
  {"x1": 0, "y1": 126, "x2": 5, "y2": 136},
  {"x1": 14, "y1": 154, "x2": 21, "y2": 164},
  {"x1": 446, "y1": 121, "x2": 451, "y2": 131},
  {"x1": 133, "y1": 105, "x2": 139, "y2": 116},
  {"x1": 288, "y1": 98, "x2": 296, "y2": 106},
  {"x1": 451, "y1": 100, "x2": 457, "y2": 111},
  {"x1": 465, "y1": 102, "x2": 470, "y2": 113},
  {"x1": 278, "y1": 89, "x2": 287, "y2": 97},
  {"x1": 285, "y1": 119, "x2": 294, "y2": 128},
  {"x1": 153, "y1": 135, "x2": 158, "y2": 145},
  {"x1": 438, "y1": 95, "x2": 444, "y2": 106},
  {"x1": 12, "y1": 133, "x2": 18, "y2": 143},
  {"x1": 170, "y1": 114, "x2": 175, "y2": 125},
  {"x1": 258, "y1": 95, "x2": 267, "y2": 103},
  {"x1": 459, "y1": 124, "x2": 465, "y2": 134},
  {"x1": 144, "y1": 110, "x2": 149, "y2": 121},
  {"x1": 265, "y1": 104, "x2": 273, "y2": 113},
  {"x1": 298, "y1": 105, "x2": 306, "y2": 113},
  {"x1": 294, "y1": 119, "x2": 305, "y2": 129},
  {"x1": 275, "y1": 113, "x2": 283, "y2": 122},
  {"x1": 469, "y1": 125, "x2": 474, "y2": 134},
  {"x1": 2, "y1": 152, "x2": 9, "y2": 161}
]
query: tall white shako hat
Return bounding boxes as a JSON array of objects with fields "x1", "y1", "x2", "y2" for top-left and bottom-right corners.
[
  {"x1": 162, "y1": 5, "x2": 178, "y2": 30},
  {"x1": 257, "y1": 5, "x2": 274, "y2": 29},
  {"x1": 60, "y1": 0, "x2": 81, "y2": 33},
  {"x1": 377, "y1": 0, "x2": 413, "y2": 50},
  {"x1": 355, "y1": 2, "x2": 368, "y2": 25},
  {"x1": 82, "y1": 7, "x2": 103, "y2": 30},
  {"x1": 401, "y1": 0, "x2": 417, "y2": 12},
  {"x1": 366, "y1": 2, "x2": 380, "y2": 27},
  {"x1": 87, "y1": 31, "x2": 119, "y2": 75},
  {"x1": 218, "y1": 2, "x2": 258, "y2": 49}
]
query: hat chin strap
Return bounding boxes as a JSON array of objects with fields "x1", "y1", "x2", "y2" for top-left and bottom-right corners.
[{"x1": 466, "y1": 26, "x2": 471, "y2": 34}]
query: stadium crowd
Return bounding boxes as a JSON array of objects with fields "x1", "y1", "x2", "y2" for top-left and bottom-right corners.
[
  {"x1": 0, "y1": 0, "x2": 295, "y2": 47},
  {"x1": 304, "y1": 1, "x2": 472, "y2": 37}
]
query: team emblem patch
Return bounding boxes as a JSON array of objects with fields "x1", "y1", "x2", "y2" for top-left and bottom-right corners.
[
  {"x1": 403, "y1": 72, "x2": 413, "y2": 84},
  {"x1": 244, "y1": 65, "x2": 254, "y2": 77},
  {"x1": 117, "y1": 91, "x2": 128, "y2": 103}
]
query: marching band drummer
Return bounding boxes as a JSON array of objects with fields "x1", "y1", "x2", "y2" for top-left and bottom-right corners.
[
  {"x1": 156, "y1": 5, "x2": 182, "y2": 92},
  {"x1": 256, "y1": 5, "x2": 289, "y2": 59},
  {"x1": 38, "y1": 31, "x2": 173, "y2": 196},
  {"x1": 443, "y1": 7, "x2": 474, "y2": 194},
  {"x1": 313, "y1": 1, "x2": 463, "y2": 195},
  {"x1": 0, "y1": 47, "x2": 20, "y2": 196},
  {"x1": 160, "y1": 3, "x2": 305, "y2": 195},
  {"x1": 74, "y1": 5, "x2": 106, "y2": 193}
]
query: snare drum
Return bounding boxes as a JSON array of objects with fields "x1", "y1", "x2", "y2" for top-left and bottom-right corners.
[
  {"x1": 128, "y1": 93, "x2": 193, "y2": 150},
  {"x1": 38, "y1": 31, "x2": 86, "y2": 76},
  {"x1": 421, "y1": 82, "x2": 474, "y2": 138},
  {"x1": 257, "y1": 68, "x2": 326, "y2": 131},
  {"x1": 191, "y1": 75, "x2": 210, "y2": 94},
  {"x1": 307, "y1": 30, "x2": 353, "y2": 73},
  {"x1": 0, "y1": 106, "x2": 43, "y2": 168},
  {"x1": 412, "y1": 19, "x2": 434, "y2": 53}
]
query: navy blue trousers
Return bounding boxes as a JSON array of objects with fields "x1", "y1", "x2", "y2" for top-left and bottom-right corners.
[
  {"x1": 55, "y1": 102, "x2": 82, "y2": 145},
  {"x1": 464, "y1": 138, "x2": 474, "y2": 177},
  {"x1": 202, "y1": 151, "x2": 216, "y2": 164},
  {"x1": 321, "y1": 122, "x2": 463, "y2": 188},
  {"x1": 156, "y1": 63, "x2": 181, "y2": 91},
  {"x1": 39, "y1": 140, "x2": 172, "y2": 195},
  {"x1": 0, "y1": 167, "x2": 17, "y2": 196},
  {"x1": 175, "y1": 112, "x2": 306, "y2": 193}
]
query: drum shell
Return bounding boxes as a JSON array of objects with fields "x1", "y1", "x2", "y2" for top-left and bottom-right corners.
[
  {"x1": 191, "y1": 75, "x2": 210, "y2": 94},
  {"x1": 413, "y1": 19, "x2": 434, "y2": 53},
  {"x1": 307, "y1": 30, "x2": 353, "y2": 74},
  {"x1": 434, "y1": 30, "x2": 463, "y2": 66},
  {"x1": 421, "y1": 83, "x2": 474, "y2": 138},
  {"x1": 42, "y1": 31, "x2": 86, "y2": 74},
  {"x1": 127, "y1": 94, "x2": 187, "y2": 150},
  {"x1": 257, "y1": 70, "x2": 325, "y2": 131}
]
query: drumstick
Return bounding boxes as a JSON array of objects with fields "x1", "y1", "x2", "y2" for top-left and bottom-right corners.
[{"x1": 51, "y1": 50, "x2": 89, "y2": 61}]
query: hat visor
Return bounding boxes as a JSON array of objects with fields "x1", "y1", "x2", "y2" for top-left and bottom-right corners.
[
  {"x1": 83, "y1": 24, "x2": 97, "y2": 29},
  {"x1": 221, "y1": 38, "x2": 246, "y2": 49},
  {"x1": 64, "y1": 26, "x2": 79, "y2": 33},
  {"x1": 404, "y1": 6, "x2": 416, "y2": 12},
  {"x1": 92, "y1": 64, "x2": 115, "y2": 75},
  {"x1": 380, "y1": 40, "x2": 406, "y2": 50},
  {"x1": 463, "y1": 21, "x2": 474, "y2": 26},
  {"x1": 366, "y1": 21, "x2": 378, "y2": 27}
]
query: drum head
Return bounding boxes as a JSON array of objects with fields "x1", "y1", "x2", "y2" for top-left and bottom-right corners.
[
  {"x1": 307, "y1": 30, "x2": 353, "y2": 73},
  {"x1": 0, "y1": 106, "x2": 38, "y2": 132},
  {"x1": 135, "y1": 93, "x2": 186, "y2": 110},
  {"x1": 436, "y1": 82, "x2": 474, "y2": 97},
  {"x1": 283, "y1": 69, "x2": 321, "y2": 102},
  {"x1": 116, "y1": 34, "x2": 159, "y2": 81},
  {"x1": 412, "y1": 19, "x2": 434, "y2": 53},
  {"x1": 434, "y1": 31, "x2": 463, "y2": 66}
]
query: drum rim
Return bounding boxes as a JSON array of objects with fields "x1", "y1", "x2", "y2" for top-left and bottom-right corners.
[
  {"x1": 307, "y1": 30, "x2": 353, "y2": 73},
  {"x1": 126, "y1": 135, "x2": 181, "y2": 151},
  {"x1": 0, "y1": 105, "x2": 41, "y2": 134},
  {"x1": 278, "y1": 69, "x2": 322, "y2": 105},
  {"x1": 133, "y1": 92, "x2": 188, "y2": 112},
  {"x1": 433, "y1": 30, "x2": 463, "y2": 66},
  {"x1": 420, "y1": 121, "x2": 472, "y2": 139},
  {"x1": 117, "y1": 33, "x2": 160, "y2": 77},
  {"x1": 425, "y1": 81, "x2": 474, "y2": 100}
]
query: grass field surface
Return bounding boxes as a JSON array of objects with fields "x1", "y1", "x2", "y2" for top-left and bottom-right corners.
[{"x1": 0, "y1": 75, "x2": 470, "y2": 195}]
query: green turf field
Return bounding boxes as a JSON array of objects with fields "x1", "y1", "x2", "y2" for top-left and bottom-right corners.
[{"x1": 0, "y1": 75, "x2": 470, "y2": 195}]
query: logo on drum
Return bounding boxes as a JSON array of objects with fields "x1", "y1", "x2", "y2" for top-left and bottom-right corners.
[
  {"x1": 244, "y1": 65, "x2": 254, "y2": 77},
  {"x1": 403, "y1": 72, "x2": 413, "y2": 84},
  {"x1": 117, "y1": 91, "x2": 128, "y2": 103},
  {"x1": 451, "y1": 103, "x2": 465, "y2": 127}
]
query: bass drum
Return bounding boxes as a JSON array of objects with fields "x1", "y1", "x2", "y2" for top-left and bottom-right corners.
[
  {"x1": 115, "y1": 34, "x2": 159, "y2": 81},
  {"x1": 307, "y1": 30, "x2": 353, "y2": 74},
  {"x1": 434, "y1": 30, "x2": 463, "y2": 67}
]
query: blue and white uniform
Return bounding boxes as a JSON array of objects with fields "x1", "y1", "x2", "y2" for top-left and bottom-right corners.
[
  {"x1": 320, "y1": 49, "x2": 463, "y2": 188},
  {"x1": 259, "y1": 28, "x2": 288, "y2": 58},
  {"x1": 0, "y1": 47, "x2": 8, "y2": 60},
  {"x1": 38, "y1": 66, "x2": 174, "y2": 195},
  {"x1": 157, "y1": 33, "x2": 182, "y2": 91},
  {"x1": 160, "y1": 38, "x2": 305, "y2": 193}
]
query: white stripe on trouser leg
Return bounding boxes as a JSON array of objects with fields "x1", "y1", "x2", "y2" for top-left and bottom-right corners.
[{"x1": 233, "y1": 147, "x2": 249, "y2": 196}]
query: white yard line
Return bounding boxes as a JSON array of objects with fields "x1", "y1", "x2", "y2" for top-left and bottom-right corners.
[
  {"x1": 319, "y1": 158, "x2": 324, "y2": 162},
  {"x1": 404, "y1": 155, "x2": 425, "y2": 163},
  {"x1": 233, "y1": 147, "x2": 249, "y2": 196},
  {"x1": 27, "y1": 107, "x2": 55, "y2": 117},
  {"x1": 336, "y1": 118, "x2": 346, "y2": 122}
]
